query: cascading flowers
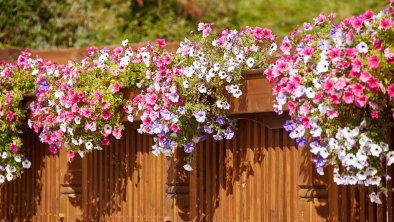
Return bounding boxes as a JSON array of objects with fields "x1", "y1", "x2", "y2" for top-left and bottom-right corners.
[
  {"x1": 29, "y1": 47, "x2": 126, "y2": 160},
  {"x1": 0, "y1": 50, "x2": 35, "y2": 183},
  {"x1": 125, "y1": 24, "x2": 276, "y2": 170},
  {"x1": 267, "y1": 7, "x2": 394, "y2": 203}
]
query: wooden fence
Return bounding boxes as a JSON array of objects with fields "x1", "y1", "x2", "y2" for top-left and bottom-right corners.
[{"x1": 0, "y1": 48, "x2": 393, "y2": 221}]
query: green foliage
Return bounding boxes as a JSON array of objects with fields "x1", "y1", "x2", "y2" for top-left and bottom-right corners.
[{"x1": 0, "y1": 0, "x2": 390, "y2": 48}]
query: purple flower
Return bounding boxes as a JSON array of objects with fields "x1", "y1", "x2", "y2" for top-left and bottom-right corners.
[
  {"x1": 177, "y1": 106, "x2": 185, "y2": 115},
  {"x1": 36, "y1": 80, "x2": 49, "y2": 94},
  {"x1": 162, "y1": 138, "x2": 171, "y2": 148},
  {"x1": 168, "y1": 93, "x2": 179, "y2": 103},
  {"x1": 314, "y1": 155, "x2": 326, "y2": 175},
  {"x1": 296, "y1": 42, "x2": 305, "y2": 53},
  {"x1": 216, "y1": 116, "x2": 226, "y2": 125},
  {"x1": 283, "y1": 120, "x2": 294, "y2": 132},
  {"x1": 296, "y1": 137, "x2": 308, "y2": 146},
  {"x1": 204, "y1": 125, "x2": 212, "y2": 134},
  {"x1": 224, "y1": 128, "x2": 234, "y2": 140},
  {"x1": 194, "y1": 110, "x2": 206, "y2": 123},
  {"x1": 295, "y1": 117, "x2": 302, "y2": 124},
  {"x1": 199, "y1": 135, "x2": 207, "y2": 142},
  {"x1": 213, "y1": 133, "x2": 223, "y2": 140},
  {"x1": 161, "y1": 109, "x2": 172, "y2": 121},
  {"x1": 29, "y1": 101, "x2": 35, "y2": 111},
  {"x1": 329, "y1": 24, "x2": 338, "y2": 37},
  {"x1": 183, "y1": 142, "x2": 195, "y2": 153}
]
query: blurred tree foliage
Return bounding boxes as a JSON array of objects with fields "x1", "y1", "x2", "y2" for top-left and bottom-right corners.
[{"x1": 0, "y1": 0, "x2": 388, "y2": 49}]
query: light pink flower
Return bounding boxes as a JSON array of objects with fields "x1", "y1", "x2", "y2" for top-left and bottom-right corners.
[
  {"x1": 84, "y1": 121, "x2": 97, "y2": 132},
  {"x1": 299, "y1": 102, "x2": 310, "y2": 116},
  {"x1": 280, "y1": 41, "x2": 292, "y2": 55},
  {"x1": 327, "y1": 109, "x2": 338, "y2": 119},
  {"x1": 355, "y1": 96, "x2": 367, "y2": 108},
  {"x1": 112, "y1": 128, "x2": 122, "y2": 139},
  {"x1": 342, "y1": 91, "x2": 354, "y2": 104},
  {"x1": 112, "y1": 82, "x2": 120, "y2": 93}
]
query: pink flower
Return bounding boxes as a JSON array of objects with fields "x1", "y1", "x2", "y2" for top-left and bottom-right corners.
[
  {"x1": 379, "y1": 18, "x2": 393, "y2": 30},
  {"x1": 299, "y1": 102, "x2": 310, "y2": 116},
  {"x1": 368, "y1": 55, "x2": 380, "y2": 69},
  {"x1": 145, "y1": 94, "x2": 157, "y2": 106},
  {"x1": 156, "y1": 39, "x2": 166, "y2": 48},
  {"x1": 355, "y1": 96, "x2": 367, "y2": 108},
  {"x1": 287, "y1": 101, "x2": 296, "y2": 115},
  {"x1": 313, "y1": 91, "x2": 323, "y2": 104},
  {"x1": 7, "y1": 110, "x2": 14, "y2": 121},
  {"x1": 170, "y1": 123, "x2": 180, "y2": 133},
  {"x1": 84, "y1": 121, "x2": 97, "y2": 132},
  {"x1": 388, "y1": 84, "x2": 394, "y2": 99},
  {"x1": 328, "y1": 48, "x2": 341, "y2": 61},
  {"x1": 280, "y1": 41, "x2": 292, "y2": 55},
  {"x1": 67, "y1": 150, "x2": 75, "y2": 161},
  {"x1": 101, "y1": 138, "x2": 110, "y2": 146},
  {"x1": 351, "y1": 16, "x2": 364, "y2": 31},
  {"x1": 302, "y1": 116, "x2": 311, "y2": 129},
  {"x1": 80, "y1": 108, "x2": 92, "y2": 118},
  {"x1": 367, "y1": 76, "x2": 379, "y2": 92},
  {"x1": 373, "y1": 39, "x2": 382, "y2": 51},
  {"x1": 363, "y1": 10, "x2": 374, "y2": 21},
  {"x1": 112, "y1": 128, "x2": 122, "y2": 139},
  {"x1": 352, "y1": 83, "x2": 364, "y2": 96},
  {"x1": 313, "y1": 13, "x2": 326, "y2": 26},
  {"x1": 101, "y1": 109, "x2": 112, "y2": 120},
  {"x1": 360, "y1": 71, "x2": 371, "y2": 83},
  {"x1": 371, "y1": 111, "x2": 379, "y2": 119},
  {"x1": 94, "y1": 90, "x2": 102, "y2": 101},
  {"x1": 342, "y1": 91, "x2": 354, "y2": 104},
  {"x1": 323, "y1": 80, "x2": 334, "y2": 93},
  {"x1": 303, "y1": 23, "x2": 312, "y2": 31},
  {"x1": 302, "y1": 47, "x2": 314, "y2": 58},
  {"x1": 327, "y1": 109, "x2": 338, "y2": 119},
  {"x1": 112, "y1": 82, "x2": 120, "y2": 93},
  {"x1": 9, "y1": 143, "x2": 18, "y2": 153},
  {"x1": 329, "y1": 94, "x2": 340, "y2": 104},
  {"x1": 101, "y1": 102, "x2": 110, "y2": 109}
]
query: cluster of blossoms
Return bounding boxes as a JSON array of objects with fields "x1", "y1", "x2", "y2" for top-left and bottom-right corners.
[
  {"x1": 267, "y1": 7, "x2": 394, "y2": 203},
  {"x1": 29, "y1": 47, "x2": 125, "y2": 160},
  {"x1": 173, "y1": 24, "x2": 276, "y2": 167},
  {"x1": 0, "y1": 51, "x2": 35, "y2": 183}
]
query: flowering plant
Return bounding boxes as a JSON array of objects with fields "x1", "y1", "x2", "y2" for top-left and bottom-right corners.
[
  {"x1": 29, "y1": 47, "x2": 126, "y2": 160},
  {"x1": 125, "y1": 24, "x2": 276, "y2": 168},
  {"x1": 267, "y1": 6, "x2": 394, "y2": 203},
  {"x1": 0, "y1": 51, "x2": 35, "y2": 183}
]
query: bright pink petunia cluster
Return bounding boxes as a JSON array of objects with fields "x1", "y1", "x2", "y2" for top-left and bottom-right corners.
[{"x1": 267, "y1": 6, "x2": 394, "y2": 204}]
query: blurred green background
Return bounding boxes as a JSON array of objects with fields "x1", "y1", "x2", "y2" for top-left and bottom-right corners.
[{"x1": 0, "y1": 0, "x2": 388, "y2": 49}]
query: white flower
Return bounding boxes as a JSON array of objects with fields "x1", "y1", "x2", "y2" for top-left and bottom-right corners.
[
  {"x1": 344, "y1": 154, "x2": 357, "y2": 167},
  {"x1": 387, "y1": 151, "x2": 394, "y2": 166},
  {"x1": 32, "y1": 69, "x2": 39, "y2": 76},
  {"x1": 183, "y1": 163, "x2": 193, "y2": 171},
  {"x1": 310, "y1": 126, "x2": 322, "y2": 137},
  {"x1": 318, "y1": 103, "x2": 328, "y2": 114},
  {"x1": 227, "y1": 65, "x2": 235, "y2": 73},
  {"x1": 6, "y1": 173, "x2": 13, "y2": 181},
  {"x1": 236, "y1": 54, "x2": 244, "y2": 63},
  {"x1": 0, "y1": 175, "x2": 4, "y2": 184},
  {"x1": 68, "y1": 127, "x2": 74, "y2": 136},
  {"x1": 356, "y1": 171, "x2": 367, "y2": 181},
  {"x1": 347, "y1": 176, "x2": 358, "y2": 185},
  {"x1": 356, "y1": 42, "x2": 368, "y2": 53},
  {"x1": 60, "y1": 123, "x2": 67, "y2": 132},
  {"x1": 141, "y1": 52, "x2": 151, "y2": 67},
  {"x1": 246, "y1": 58, "x2": 255, "y2": 68},
  {"x1": 121, "y1": 39, "x2": 129, "y2": 47},
  {"x1": 316, "y1": 60, "x2": 329, "y2": 73},
  {"x1": 22, "y1": 159, "x2": 31, "y2": 169},
  {"x1": 182, "y1": 80, "x2": 189, "y2": 89},
  {"x1": 104, "y1": 124, "x2": 113, "y2": 134},
  {"x1": 2, "y1": 152, "x2": 7, "y2": 159},
  {"x1": 120, "y1": 56, "x2": 130, "y2": 67},
  {"x1": 269, "y1": 42, "x2": 277, "y2": 54},
  {"x1": 218, "y1": 71, "x2": 227, "y2": 79},
  {"x1": 232, "y1": 90, "x2": 243, "y2": 98},
  {"x1": 368, "y1": 176, "x2": 381, "y2": 186},
  {"x1": 85, "y1": 142, "x2": 93, "y2": 150},
  {"x1": 313, "y1": 78, "x2": 321, "y2": 89},
  {"x1": 294, "y1": 85, "x2": 305, "y2": 98},
  {"x1": 365, "y1": 167, "x2": 377, "y2": 176},
  {"x1": 74, "y1": 116, "x2": 81, "y2": 125},
  {"x1": 198, "y1": 85, "x2": 207, "y2": 93},
  {"x1": 369, "y1": 192, "x2": 382, "y2": 204},
  {"x1": 370, "y1": 144, "x2": 382, "y2": 157},
  {"x1": 356, "y1": 150, "x2": 368, "y2": 162},
  {"x1": 226, "y1": 76, "x2": 232, "y2": 83},
  {"x1": 305, "y1": 87, "x2": 316, "y2": 98},
  {"x1": 99, "y1": 53, "x2": 109, "y2": 62},
  {"x1": 213, "y1": 63, "x2": 220, "y2": 71},
  {"x1": 14, "y1": 155, "x2": 21, "y2": 163},
  {"x1": 78, "y1": 150, "x2": 85, "y2": 158}
]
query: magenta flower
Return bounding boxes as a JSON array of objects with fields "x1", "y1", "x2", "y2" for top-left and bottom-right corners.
[
  {"x1": 368, "y1": 55, "x2": 380, "y2": 69},
  {"x1": 9, "y1": 143, "x2": 18, "y2": 153},
  {"x1": 388, "y1": 84, "x2": 394, "y2": 99},
  {"x1": 112, "y1": 82, "x2": 120, "y2": 93},
  {"x1": 7, "y1": 110, "x2": 14, "y2": 121},
  {"x1": 101, "y1": 109, "x2": 112, "y2": 120},
  {"x1": 343, "y1": 91, "x2": 354, "y2": 104},
  {"x1": 379, "y1": 18, "x2": 393, "y2": 30}
]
